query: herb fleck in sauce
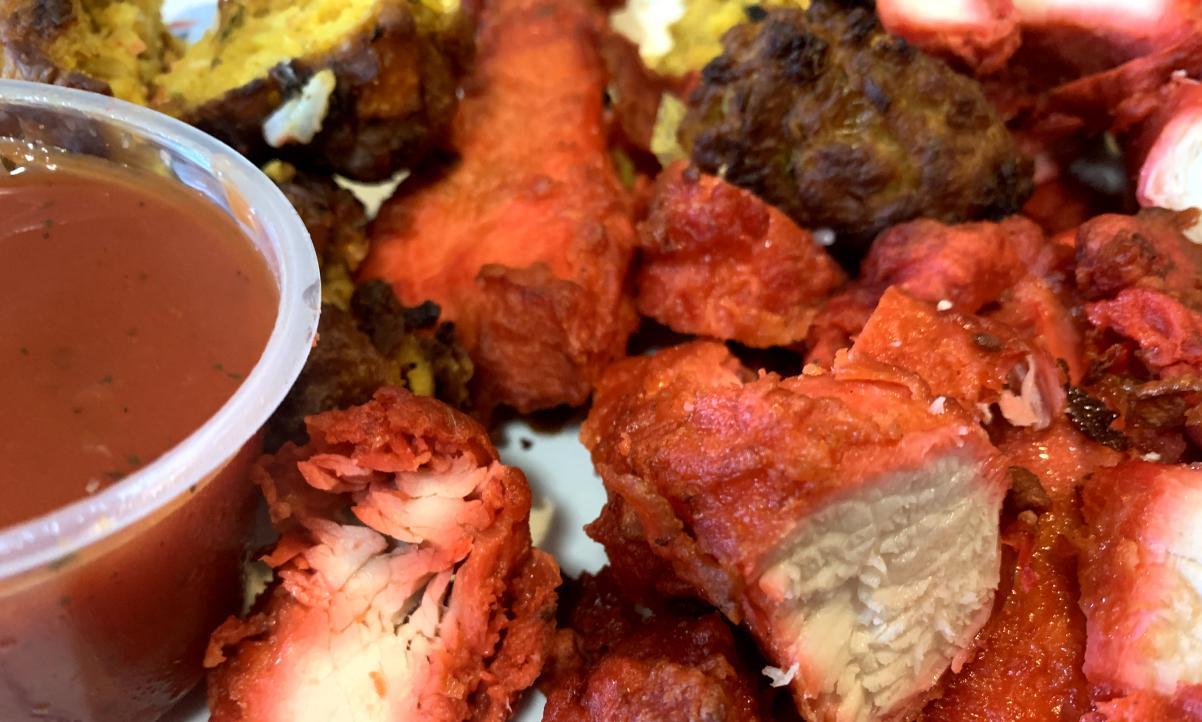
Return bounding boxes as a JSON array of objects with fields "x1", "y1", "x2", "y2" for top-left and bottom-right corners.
[{"x1": 0, "y1": 142, "x2": 278, "y2": 527}]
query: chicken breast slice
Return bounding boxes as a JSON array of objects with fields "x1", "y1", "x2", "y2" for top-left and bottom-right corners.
[
  {"x1": 1079, "y1": 461, "x2": 1202, "y2": 706},
  {"x1": 582, "y1": 341, "x2": 1009, "y2": 722},
  {"x1": 205, "y1": 387, "x2": 560, "y2": 722}
]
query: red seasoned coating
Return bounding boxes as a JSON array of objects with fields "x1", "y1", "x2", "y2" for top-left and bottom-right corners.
[
  {"x1": 1086, "y1": 287, "x2": 1202, "y2": 372},
  {"x1": 876, "y1": 0, "x2": 1020, "y2": 74},
  {"x1": 986, "y1": 277, "x2": 1086, "y2": 383},
  {"x1": 1018, "y1": 0, "x2": 1202, "y2": 77},
  {"x1": 583, "y1": 341, "x2": 1009, "y2": 721},
  {"x1": 362, "y1": 0, "x2": 636, "y2": 413},
  {"x1": 542, "y1": 571, "x2": 774, "y2": 722},
  {"x1": 802, "y1": 286, "x2": 880, "y2": 367},
  {"x1": 1074, "y1": 210, "x2": 1202, "y2": 305},
  {"x1": 1022, "y1": 178, "x2": 1096, "y2": 235},
  {"x1": 584, "y1": 494, "x2": 700, "y2": 606},
  {"x1": 1085, "y1": 691, "x2": 1202, "y2": 721},
  {"x1": 1039, "y1": 33, "x2": 1202, "y2": 137},
  {"x1": 635, "y1": 162, "x2": 845, "y2": 348},
  {"x1": 861, "y1": 216, "x2": 1049, "y2": 313},
  {"x1": 920, "y1": 422, "x2": 1120, "y2": 722},
  {"x1": 804, "y1": 216, "x2": 1052, "y2": 365},
  {"x1": 1079, "y1": 462, "x2": 1202, "y2": 716},
  {"x1": 851, "y1": 288, "x2": 1066, "y2": 428},
  {"x1": 205, "y1": 388, "x2": 560, "y2": 722},
  {"x1": 584, "y1": 341, "x2": 980, "y2": 587}
]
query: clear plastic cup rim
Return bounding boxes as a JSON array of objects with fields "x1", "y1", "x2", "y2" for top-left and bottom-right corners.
[{"x1": 0, "y1": 80, "x2": 321, "y2": 580}]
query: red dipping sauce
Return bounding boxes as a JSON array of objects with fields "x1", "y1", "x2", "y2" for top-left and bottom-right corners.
[
  {"x1": 0, "y1": 129, "x2": 304, "y2": 722},
  {"x1": 0, "y1": 143, "x2": 277, "y2": 527}
]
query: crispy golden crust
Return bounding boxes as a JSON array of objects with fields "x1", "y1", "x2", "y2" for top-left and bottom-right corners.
[
  {"x1": 0, "y1": 0, "x2": 175, "y2": 102},
  {"x1": 0, "y1": 0, "x2": 104, "y2": 92},
  {"x1": 679, "y1": 3, "x2": 1032, "y2": 254},
  {"x1": 175, "y1": 2, "x2": 470, "y2": 182}
]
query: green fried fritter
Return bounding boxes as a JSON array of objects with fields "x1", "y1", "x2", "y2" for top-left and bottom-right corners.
[{"x1": 679, "y1": 2, "x2": 1032, "y2": 256}]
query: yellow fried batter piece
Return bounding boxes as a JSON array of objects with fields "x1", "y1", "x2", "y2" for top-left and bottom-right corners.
[
  {"x1": 155, "y1": 0, "x2": 470, "y2": 181},
  {"x1": 263, "y1": 160, "x2": 369, "y2": 309},
  {"x1": 265, "y1": 280, "x2": 473, "y2": 450},
  {"x1": 653, "y1": 0, "x2": 807, "y2": 76},
  {"x1": 0, "y1": 0, "x2": 177, "y2": 104}
]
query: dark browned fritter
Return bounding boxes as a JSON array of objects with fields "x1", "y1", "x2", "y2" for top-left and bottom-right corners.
[
  {"x1": 174, "y1": 1, "x2": 472, "y2": 182},
  {"x1": 268, "y1": 162, "x2": 370, "y2": 308},
  {"x1": 0, "y1": 0, "x2": 176, "y2": 105},
  {"x1": 264, "y1": 281, "x2": 472, "y2": 450},
  {"x1": 679, "y1": 1, "x2": 1032, "y2": 255}
]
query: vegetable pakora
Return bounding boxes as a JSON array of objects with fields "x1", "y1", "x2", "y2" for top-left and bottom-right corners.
[
  {"x1": 679, "y1": 2, "x2": 1032, "y2": 255},
  {"x1": 155, "y1": 0, "x2": 471, "y2": 181},
  {"x1": 265, "y1": 281, "x2": 472, "y2": 451},
  {"x1": 264, "y1": 160, "x2": 371, "y2": 309},
  {"x1": 0, "y1": 0, "x2": 177, "y2": 104}
]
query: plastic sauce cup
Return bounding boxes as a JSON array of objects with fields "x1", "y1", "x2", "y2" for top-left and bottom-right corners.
[{"x1": 0, "y1": 80, "x2": 320, "y2": 722}]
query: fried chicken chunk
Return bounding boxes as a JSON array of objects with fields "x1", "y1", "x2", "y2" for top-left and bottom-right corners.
[
  {"x1": 851, "y1": 288, "x2": 1066, "y2": 429},
  {"x1": 583, "y1": 341, "x2": 1009, "y2": 722},
  {"x1": 363, "y1": 0, "x2": 637, "y2": 413},
  {"x1": 1078, "y1": 461, "x2": 1202, "y2": 718},
  {"x1": 678, "y1": 3, "x2": 1032, "y2": 253},
  {"x1": 635, "y1": 162, "x2": 845, "y2": 348},
  {"x1": 805, "y1": 215, "x2": 1056, "y2": 364},
  {"x1": 1129, "y1": 78, "x2": 1202, "y2": 243},
  {"x1": 919, "y1": 422, "x2": 1120, "y2": 722},
  {"x1": 1067, "y1": 209, "x2": 1202, "y2": 459},
  {"x1": 206, "y1": 387, "x2": 560, "y2": 722},
  {"x1": 876, "y1": 0, "x2": 1020, "y2": 74},
  {"x1": 543, "y1": 570, "x2": 775, "y2": 722}
]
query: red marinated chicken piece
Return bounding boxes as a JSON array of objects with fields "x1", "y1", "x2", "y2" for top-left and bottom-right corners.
[
  {"x1": 877, "y1": 0, "x2": 1021, "y2": 74},
  {"x1": 542, "y1": 570, "x2": 775, "y2": 722},
  {"x1": 851, "y1": 288, "x2": 1066, "y2": 429},
  {"x1": 1126, "y1": 77, "x2": 1202, "y2": 243},
  {"x1": 1067, "y1": 209, "x2": 1202, "y2": 458},
  {"x1": 635, "y1": 162, "x2": 845, "y2": 348},
  {"x1": 1038, "y1": 32, "x2": 1202, "y2": 139},
  {"x1": 362, "y1": 0, "x2": 636, "y2": 413},
  {"x1": 1087, "y1": 287, "x2": 1202, "y2": 373},
  {"x1": 205, "y1": 388, "x2": 560, "y2": 722},
  {"x1": 1016, "y1": 0, "x2": 1202, "y2": 71},
  {"x1": 861, "y1": 216, "x2": 1050, "y2": 312},
  {"x1": 805, "y1": 216, "x2": 1051, "y2": 365},
  {"x1": 987, "y1": 276, "x2": 1086, "y2": 383},
  {"x1": 583, "y1": 341, "x2": 1009, "y2": 722},
  {"x1": 882, "y1": 0, "x2": 1202, "y2": 81},
  {"x1": 1074, "y1": 209, "x2": 1202, "y2": 306},
  {"x1": 1078, "y1": 462, "x2": 1202, "y2": 718},
  {"x1": 920, "y1": 422, "x2": 1120, "y2": 722}
]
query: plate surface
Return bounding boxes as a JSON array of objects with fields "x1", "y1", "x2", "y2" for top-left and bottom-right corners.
[{"x1": 155, "y1": 0, "x2": 646, "y2": 716}]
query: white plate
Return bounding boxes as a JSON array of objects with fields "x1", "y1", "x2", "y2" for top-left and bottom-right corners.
[{"x1": 159, "y1": 15, "x2": 605, "y2": 722}]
